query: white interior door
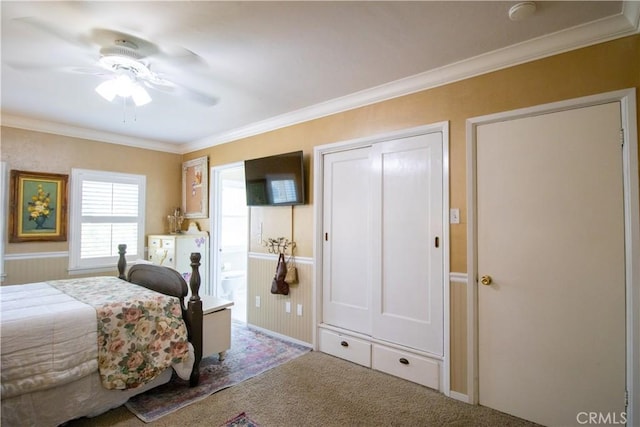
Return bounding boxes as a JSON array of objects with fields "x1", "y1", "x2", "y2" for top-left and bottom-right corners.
[
  {"x1": 476, "y1": 102, "x2": 626, "y2": 426},
  {"x1": 322, "y1": 146, "x2": 373, "y2": 334},
  {"x1": 371, "y1": 133, "x2": 444, "y2": 355}
]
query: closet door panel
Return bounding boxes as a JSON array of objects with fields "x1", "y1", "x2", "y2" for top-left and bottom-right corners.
[
  {"x1": 372, "y1": 133, "x2": 443, "y2": 355},
  {"x1": 322, "y1": 147, "x2": 372, "y2": 334}
]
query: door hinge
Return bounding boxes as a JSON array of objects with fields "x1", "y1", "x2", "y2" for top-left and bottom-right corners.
[
  {"x1": 625, "y1": 389, "x2": 629, "y2": 410},
  {"x1": 620, "y1": 129, "x2": 625, "y2": 147},
  {"x1": 325, "y1": 232, "x2": 329, "y2": 241},
  {"x1": 435, "y1": 236, "x2": 440, "y2": 248}
]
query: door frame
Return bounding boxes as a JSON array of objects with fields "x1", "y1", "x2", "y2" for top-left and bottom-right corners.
[
  {"x1": 209, "y1": 161, "x2": 246, "y2": 298},
  {"x1": 466, "y1": 89, "x2": 639, "y2": 424},
  {"x1": 313, "y1": 122, "x2": 451, "y2": 395}
]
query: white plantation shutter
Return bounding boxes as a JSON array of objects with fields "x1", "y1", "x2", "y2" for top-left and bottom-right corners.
[{"x1": 70, "y1": 169, "x2": 145, "y2": 272}]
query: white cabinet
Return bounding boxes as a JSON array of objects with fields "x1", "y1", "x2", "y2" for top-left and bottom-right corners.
[
  {"x1": 318, "y1": 130, "x2": 445, "y2": 390},
  {"x1": 148, "y1": 234, "x2": 210, "y2": 294}
]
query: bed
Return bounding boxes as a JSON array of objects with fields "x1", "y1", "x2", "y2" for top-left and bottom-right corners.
[{"x1": 0, "y1": 244, "x2": 204, "y2": 427}]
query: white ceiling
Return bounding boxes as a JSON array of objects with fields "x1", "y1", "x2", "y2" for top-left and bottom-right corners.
[{"x1": 1, "y1": 1, "x2": 638, "y2": 154}]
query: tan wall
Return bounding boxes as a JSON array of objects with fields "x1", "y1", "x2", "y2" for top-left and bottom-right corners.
[
  {"x1": 2, "y1": 35, "x2": 639, "y2": 394},
  {"x1": 1, "y1": 127, "x2": 183, "y2": 283},
  {"x1": 187, "y1": 35, "x2": 640, "y2": 269},
  {"x1": 184, "y1": 35, "x2": 640, "y2": 394}
]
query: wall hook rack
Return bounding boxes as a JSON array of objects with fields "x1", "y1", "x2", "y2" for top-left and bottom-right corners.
[{"x1": 264, "y1": 237, "x2": 296, "y2": 255}]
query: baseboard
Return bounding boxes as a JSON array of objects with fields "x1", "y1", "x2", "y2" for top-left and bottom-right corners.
[
  {"x1": 449, "y1": 390, "x2": 470, "y2": 403},
  {"x1": 246, "y1": 323, "x2": 313, "y2": 348}
]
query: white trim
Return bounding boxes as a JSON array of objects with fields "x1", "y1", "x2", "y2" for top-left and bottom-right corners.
[
  {"x1": 210, "y1": 161, "x2": 246, "y2": 297},
  {"x1": 185, "y1": 8, "x2": 639, "y2": 153},
  {"x1": 449, "y1": 272, "x2": 468, "y2": 284},
  {"x1": 4, "y1": 251, "x2": 69, "y2": 260},
  {"x1": 465, "y1": 89, "x2": 639, "y2": 425},
  {"x1": 449, "y1": 390, "x2": 470, "y2": 404},
  {"x1": 0, "y1": 162, "x2": 7, "y2": 282},
  {"x1": 246, "y1": 323, "x2": 312, "y2": 348},
  {"x1": 248, "y1": 251, "x2": 313, "y2": 264},
  {"x1": 0, "y1": 115, "x2": 182, "y2": 154},
  {"x1": 313, "y1": 122, "x2": 451, "y2": 395},
  {"x1": 2, "y1": 7, "x2": 638, "y2": 155}
]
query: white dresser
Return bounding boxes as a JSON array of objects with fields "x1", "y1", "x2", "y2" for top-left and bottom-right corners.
[{"x1": 147, "y1": 233, "x2": 210, "y2": 293}]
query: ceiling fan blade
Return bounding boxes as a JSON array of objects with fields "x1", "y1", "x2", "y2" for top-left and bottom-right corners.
[
  {"x1": 13, "y1": 16, "x2": 93, "y2": 49},
  {"x1": 5, "y1": 62, "x2": 110, "y2": 77},
  {"x1": 143, "y1": 79, "x2": 218, "y2": 106},
  {"x1": 150, "y1": 46, "x2": 209, "y2": 69}
]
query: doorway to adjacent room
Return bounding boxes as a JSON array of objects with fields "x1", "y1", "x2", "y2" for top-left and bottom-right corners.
[{"x1": 211, "y1": 163, "x2": 248, "y2": 323}]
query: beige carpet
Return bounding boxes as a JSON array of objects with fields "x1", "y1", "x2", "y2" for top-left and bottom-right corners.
[{"x1": 66, "y1": 351, "x2": 540, "y2": 426}]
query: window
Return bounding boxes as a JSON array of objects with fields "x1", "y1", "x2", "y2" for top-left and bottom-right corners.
[{"x1": 69, "y1": 169, "x2": 145, "y2": 273}]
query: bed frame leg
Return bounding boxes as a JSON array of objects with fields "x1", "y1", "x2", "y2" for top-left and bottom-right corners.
[
  {"x1": 117, "y1": 244, "x2": 127, "y2": 280},
  {"x1": 186, "y1": 252, "x2": 203, "y2": 387}
]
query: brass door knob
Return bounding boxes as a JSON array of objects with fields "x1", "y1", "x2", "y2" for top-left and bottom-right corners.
[{"x1": 480, "y1": 275, "x2": 493, "y2": 286}]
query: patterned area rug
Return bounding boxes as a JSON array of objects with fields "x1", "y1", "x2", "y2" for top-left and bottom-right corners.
[
  {"x1": 125, "y1": 321, "x2": 310, "y2": 423},
  {"x1": 220, "y1": 412, "x2": 260, "y2": 427}
]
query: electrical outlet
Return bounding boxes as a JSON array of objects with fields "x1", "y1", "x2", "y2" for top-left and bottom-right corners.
[
  {"x1": 285, "y1": 301, "x2": 291, "y2": 313},
  {"x1": 297, "y1": 304, "x2": 303, "y2": 316},
  {"x1": 255, "y1": 296, "x2": 261, "y2": 308}
]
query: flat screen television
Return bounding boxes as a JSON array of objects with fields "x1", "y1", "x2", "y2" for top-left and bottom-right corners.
[{"x1": 244, "y1": 150, "x2": 305, "y2": 206}]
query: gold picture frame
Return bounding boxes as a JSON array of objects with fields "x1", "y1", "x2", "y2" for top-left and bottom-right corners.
[
  {"x1": 182, "y1": 156, "x2": 208, "y2": 218},
  {"x1": 9, "y1": 170, "x2": 68, "y2": 242}
]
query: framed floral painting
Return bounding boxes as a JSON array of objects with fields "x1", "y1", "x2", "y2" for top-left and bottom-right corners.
[
  {"x1": 182, "y1": 156, "x2": 208, "y2": 218},
  {"x1": 9, "y1": 170, "x2": 68, "y2": 242}
]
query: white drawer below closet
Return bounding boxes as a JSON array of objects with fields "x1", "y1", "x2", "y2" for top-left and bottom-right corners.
[
  {"x1": 372, "y1": 344, "x2": 439, "y2": 390},
  {"x1": 319, "y1": 329, "x2": 371, "y2": 368}
]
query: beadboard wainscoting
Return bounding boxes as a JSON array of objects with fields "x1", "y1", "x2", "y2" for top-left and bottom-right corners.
[
  {"x1": 3, "y1": 252, "x2": 71, "y2": 285},
  {"x1": 449, "y1": 272, "x2": 468, "y2": 399},
  {"x1": 247, "y1": 252, "x2": 314, "y2": 345},
  {"x1": 2, "y1": 252, "x2": 126, "y2": 285}
]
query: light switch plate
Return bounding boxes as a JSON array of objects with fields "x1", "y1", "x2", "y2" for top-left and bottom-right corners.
[{"x1": 450, "y1": 208, "x2": 460, "y2": 224}]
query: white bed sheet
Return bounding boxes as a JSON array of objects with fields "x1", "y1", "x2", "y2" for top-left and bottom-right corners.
[
  {"x1": 0, "y1": 283, "x2": 97, "y2": 399},
  {"x1": 1, "y1": 367, "x2": 172, "y2": 427}
]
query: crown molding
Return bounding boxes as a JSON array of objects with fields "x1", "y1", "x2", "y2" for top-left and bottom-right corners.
[
  {"x1": 0, "y1": 114, "x2": 183, "y2": 154},
  {"x1": 184, "y1": 4, "x2": 640, "y2": 154},
  {"x1": 3, "y1": 2, "x2": 638, "y2": 155}
]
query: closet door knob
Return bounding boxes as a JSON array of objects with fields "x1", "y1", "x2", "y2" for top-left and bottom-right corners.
[
  {"x1": 399, "y1": 358, "x2": 409, "y2": 365},
  {"x1": 340, "y1": 341, "x2": 349, "y2": 347}
]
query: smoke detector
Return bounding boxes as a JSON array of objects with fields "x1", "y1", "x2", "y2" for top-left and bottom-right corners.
[{"x1": 509, "y1": 2, "x2": 537, "y2": 21}]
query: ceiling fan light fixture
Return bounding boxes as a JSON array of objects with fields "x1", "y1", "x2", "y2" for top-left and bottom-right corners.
[
  {"x1": 95, "y1": 79, "x2": 117, "y2": 102},
  {"x1": 131, "y1": 84, "x2": 152, "y2": 106},
  {"x1": 95, "y1": 75, "x2": 151, "y2": 106}
]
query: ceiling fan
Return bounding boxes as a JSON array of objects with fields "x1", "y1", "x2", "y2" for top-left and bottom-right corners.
[{"x1": 9, "y1": 18, "x2": 218, "y2": 107}]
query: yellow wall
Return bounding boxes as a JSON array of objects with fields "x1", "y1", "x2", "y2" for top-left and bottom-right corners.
[
  {"x1": 184, "y1": 34, "x2": 640, "y2": 393},
  {"x1": 1, "y1": 127, "x2": 183, "y2": 277},
  {"x1": 2, "y1": 35, "x2": 639, "y2": 395},
  {"x1": 188, "y1": 35, "x2": 640, "y2": 269}
]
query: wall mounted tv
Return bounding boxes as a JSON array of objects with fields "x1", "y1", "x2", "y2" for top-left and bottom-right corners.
[{"x1": 244, "y1": 150, "x2": 305, "y2": 206}]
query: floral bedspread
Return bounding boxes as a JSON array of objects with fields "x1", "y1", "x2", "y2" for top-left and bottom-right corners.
[{"x1": 49, "y1": 277, "x2": 189, "y2": 390}]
